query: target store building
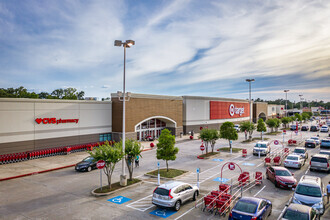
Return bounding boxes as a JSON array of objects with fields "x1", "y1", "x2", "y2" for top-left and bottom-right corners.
[{"x1": 0, "y1": 93, "x2": 258, "y2": 156}]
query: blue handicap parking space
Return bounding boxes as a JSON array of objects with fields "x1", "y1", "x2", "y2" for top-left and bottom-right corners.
[
  {"x1": 108, "y1": 196, "x2": 131, "y2": 204},
  {"x1": 242, "y1": 162, "x2": 255, "y2": 166},
  {"x1": 212, "y1": 158, "x2": 224, "y2": 162},
  {"x1": 213, "y1": 177, "x2": 229, "y2": 183},
  {"x1": 150, "y1": 208, "x2": 176, "y2": 218}
]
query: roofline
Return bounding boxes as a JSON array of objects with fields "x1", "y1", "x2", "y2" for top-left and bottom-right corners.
[
  {"x1": 0, "y1": 98, "x2": 111, "y2": 104},
  {"x1": 111, "y1": 93, "x2": 182, "y2": 100},
  {"x1": 182, "y1": 95, "x2": 248, "y2": 102}
]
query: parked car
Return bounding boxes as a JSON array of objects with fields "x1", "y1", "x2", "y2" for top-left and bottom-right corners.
[
  {"x1": 320, "y1": 125, "x2": 329, "y2": 132},
  {"x1": 319, "y1": 149, "x2": 330, "y2": 156},
  {"x1": 253, "y1": 141, "x2": 270, "y2": 156},
  {"x1": 284, "y1": 154, "x2": 305, "y2": 169},
  {"x1": 266, "y1": 166, "x2": 297, "y2": 189},
  {"x1": 234, "y1": 124, "x2": 240, "y2": 132},
  {"x1": 301, "y1": 125, "x2": 309, "y2": 131},
  {"x1": 291, "y1": 124, "x2": 301, "y2": 131},
  {"x1": 310, "y1": 154, "x2": 330, "y2": 172},
  {"x1": 229, "y1": 197, "x2": 272, "y2": 220},
  {"x1": 152, "y1": 181, "x2": 199, "y2": 211},
  {"x1": 75, "y1": 156, "x2": 96, "y2": 172},
  {"x1": 310, "y1": 126, "x2": 319, "y2": 132},
  {"x1": 282, "y1": 203, "x2": 318, "y2": 220},
  {"x1": 292, "y1": 175, "x2": 326, "y2": 215},
  {"x1": 305, "y1": 139, "x2": 317, "y2": 148},
  {"x1": 320, "y1": 138, "x2": 330, "y2": 149},
  {"x1": 292, "y1": 147, "x2": 308, "y2": 160},
  {"x1": 310, "y1": 137, "x2": 320, "y2": 145}
]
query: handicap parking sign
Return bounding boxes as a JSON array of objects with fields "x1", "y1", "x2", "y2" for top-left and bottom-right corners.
[
  {"x1": 150, "y1": 208, "x2": 176, "y2": 218},
  {"x1": 108, "y1": 196, "x2": 131, "y2": 204},
  {"x1": 213, "y1": 177, "x2": 229, "y2": 183},
  {"x1": 212, "y1": 158, "x2": 224, "y2": 162}
]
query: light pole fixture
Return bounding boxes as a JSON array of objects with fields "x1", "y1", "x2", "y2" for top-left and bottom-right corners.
[
  {"x1": 299, "y1": 94, "x2": 303, "y2": 111},
  {"x1": 284, "y1": 90, "x2": 290, "y2": 117},
  {"x1": 114, "y1": 39, "x2": 135, "y2": 186},
  {"x1": 246, "y1": 79, "x2": 255, "y2": 124}
]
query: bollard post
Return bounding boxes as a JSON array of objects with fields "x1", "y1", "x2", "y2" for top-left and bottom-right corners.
[
  {"x1": 157, "y1": 162, "x2": 160, "y2": 185},
  {"x1": 197, "y1": 168, "x2": 200, "y2": 188},
  {"x1": 100, "y1": 169, "x2": 103, "y2": 191},
  {"x1": 258, "y1": 150, "x2": 260, "y2": 159}
]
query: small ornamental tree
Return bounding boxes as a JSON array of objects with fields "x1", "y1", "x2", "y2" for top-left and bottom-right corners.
[
  {"x1": 123, "y1": 139, "x2": 142, "y2": 180},
  {"x1": 273, "y1": 118, "x2": 281, "y2": 131},
  {"x1": 257, "y1": 118, "x2": 267, "y2": 139},
  {"x1": 220, "y1": 122, "x2": 238, "y2": 154},
  {"x1": 301, "y1": 112, "x2": 310, "y2": 122},
  {"x1": 210, "y1": 129, "x2": 220, "y2": 153},
  {"x1": 295, "y1": 113, "x2": 302, "y2": 122},
  {"x1": 89, "y1": 141, "x2": 123, "y2": 190},
  {"x1": 156, "y1": 129, "x2": 179, "y2": 172},
  {"x1": 281, "y1": 117, "x2": 290, "y2": 128},
  {"x1": 240, "y1": 121, "x2": 255, "y2": 140},
  {"x1": 198, "y1": 129, "x2": 212, "y2": 153},
  {"x1": 266, "y1": 119, "x2": 276, "y2": 132}
]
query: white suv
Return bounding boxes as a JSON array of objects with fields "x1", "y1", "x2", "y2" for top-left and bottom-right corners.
[
  {"x1": 292, "y1": 175, "x2": 326, "y2": 215},
  {"x1": 253, "y1": 141, "x2": 270, "y2": 156}
]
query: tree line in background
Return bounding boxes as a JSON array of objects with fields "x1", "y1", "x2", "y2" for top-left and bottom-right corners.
[
  {"x1": 254, "y1": 98, "x2": 330, "y2": 109},
  {"x1": 0, "y1": 86, "x2": 85, "y2": 100}
]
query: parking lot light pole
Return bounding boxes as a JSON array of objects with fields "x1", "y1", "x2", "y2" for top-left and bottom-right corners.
[
  {"x1": 114, "y1": 40, "x2": 135, "y2": 186},
  {"x1": 299, "y1": 94, "x2": 303, "y2": 111},
  {"x1": 284, "y1": 90, "x2": 290, "y2": 117},
  {"x1": 245, "y1": 79, "x2": 255, "y2": 123}
]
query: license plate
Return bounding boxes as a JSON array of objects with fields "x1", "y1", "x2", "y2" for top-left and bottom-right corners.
[{"x1": 288, "y1": 185, "x2": 292, "y2": 188}]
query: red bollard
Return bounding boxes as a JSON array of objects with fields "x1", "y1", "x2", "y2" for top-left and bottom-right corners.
[{"x1": 242, "y1": 149, "x2": 247, "y2": 157}]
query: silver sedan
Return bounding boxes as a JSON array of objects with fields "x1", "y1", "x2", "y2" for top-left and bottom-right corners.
[{"x1": 284, "y1": 154, "x2": 305, "y2": 169}]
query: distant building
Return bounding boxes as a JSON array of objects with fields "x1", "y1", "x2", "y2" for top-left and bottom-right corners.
[{"x1": 85, "y1": 97, "x2": 98, "y2": 101}]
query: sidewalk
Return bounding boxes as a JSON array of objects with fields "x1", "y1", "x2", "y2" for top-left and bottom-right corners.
[{"x1": 0, "y1": 134, "x2": 195, "y2": 181}]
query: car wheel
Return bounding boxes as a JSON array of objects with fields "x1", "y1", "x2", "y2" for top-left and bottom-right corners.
[
  {"x1": 174, "y1": 200, "x2": 181, "y2": 211},
  {"x1": 268, "y1": 205, "x2": 272, "y2": 216},
  {"x1": 275, "y1": 181, "x2": 279, "y2": 188},
  {"x1": 193, "y1": 191, "x2": 198, "y2": 201},
  {"x1": 266, "y1": 173, "x2": 269, "y2": 179},
  {"x1": 87, "y1": 166, "x2": 92, "y2": 172}
]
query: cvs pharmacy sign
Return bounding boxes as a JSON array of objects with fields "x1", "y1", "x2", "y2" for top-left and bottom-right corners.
[{"x1": 35, "y1": 118, "x2": 79, "y2": 124}]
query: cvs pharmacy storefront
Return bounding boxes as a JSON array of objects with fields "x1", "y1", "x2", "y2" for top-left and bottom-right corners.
[{"x1": 183, "y1": 96, "x2": 250, "y2": 134}]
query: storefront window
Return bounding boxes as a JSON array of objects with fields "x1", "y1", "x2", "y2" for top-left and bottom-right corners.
[{"x1": 99, "y1": 133, "x2": 111, "y2": 142}]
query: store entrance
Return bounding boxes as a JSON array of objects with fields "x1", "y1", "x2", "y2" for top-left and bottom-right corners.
[{"x1": 135, "y1": 118, "x2": 174, "y2": 141}]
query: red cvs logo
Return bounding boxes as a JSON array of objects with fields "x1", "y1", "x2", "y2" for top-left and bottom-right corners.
[{"x1": 35, "y1": 118, "x2": 56, "y2": 124}]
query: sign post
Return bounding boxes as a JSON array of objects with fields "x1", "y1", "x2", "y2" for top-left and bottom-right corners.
[
  {"x1": 262, "y1": 131, "x2": 264, "y2": 141},
  {"x1": 197, "y1": 168, "x2": 200, "y2": 188},
  {"x1": 96, "y1": 160, "x2": 106, "y2": 191},
  {"x1": 157, "y1": 162, "x2": 160, "y2": 185}
]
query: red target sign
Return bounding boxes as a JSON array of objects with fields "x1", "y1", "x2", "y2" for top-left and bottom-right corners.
[
  {"x1": 274, "y1": 140, "x2": 279, "y2": 145},
  {"x1": 200, "y1": 144, "x2": 205, "y2": 151},
  {"x1": 228, "y1": 162, "x2": 235, "y2": 170}
]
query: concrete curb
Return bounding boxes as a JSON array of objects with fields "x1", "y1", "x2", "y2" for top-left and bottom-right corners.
[
  {"x1": 90, "y1": 180, "x2": 143, "y2": 197},
  {"x1": 0, "y1": 164, "x2": 75, "y2": 182}
]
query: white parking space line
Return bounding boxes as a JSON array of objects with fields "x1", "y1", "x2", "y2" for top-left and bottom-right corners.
[
  {"x1": 126, "y1": 194, "x2": 155, "y2": 212},
  {"x1": 256, "y1": 162, "x2": 264, "y2": 167},
  {"x1": 253, "y1": 185, "x2": 266, "y2": 197},
  {"x1": 305, "y1": 166, "x2": 310, "y2": 174}
]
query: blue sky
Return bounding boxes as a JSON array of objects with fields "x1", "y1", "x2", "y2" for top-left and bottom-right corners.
[{"x1": 0, "y1": 0, "x2": 329, "y2": 102}]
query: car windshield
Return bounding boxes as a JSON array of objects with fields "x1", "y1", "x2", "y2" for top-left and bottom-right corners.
[
  {"x1": 275, "y1": 170, "x2": 291, "y2": 176},
  {"x1": 234, "y1": 200, "x2": 257, "y2": 214},
  {"x1": 311, "y1": 137, "x2": 318, "y2": 140},
  {"x1": 295, "y1": 185, "x2": 322, "y2": 197},
  {"x1": 83, "y1": 157, "x2": 94, "y2": 162},
  {"x1": 283, "y1": 209, "x2": 309, "y2": 220},
  {"x1": 154, "y1": 188, "x2": 169, "y2": 196},
  {"x1": 286, "y1": 156, "x2": 298, "y2": 161},
  {"x1": 322, "y1": 140, "x2": 330, "y2": 143},
  {"x1": 256, "y1": 144, "x2": 267, "y2": 148},
  {"x1": 320, "y1": 151, "x2": 330, "y2": 156},
  {"x1": 294, "y1": 149, "x2": 305, "y2": 153}
]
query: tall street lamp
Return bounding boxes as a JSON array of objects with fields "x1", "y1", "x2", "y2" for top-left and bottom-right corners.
[
  {"x1": 114, "y1": 39, "x2": 135, "y2": 186},
  {"x1": 284, "y1": 90, "x2": 290, "y2": 117},
  {"x1": 299, "y1": 94, "x2": 303, "y2": 111},
  {"x1": 246, "y1": 79, "x2": 255, "y2": 124}
]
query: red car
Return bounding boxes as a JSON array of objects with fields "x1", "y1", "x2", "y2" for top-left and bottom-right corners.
[{"x1": 266, "y1": 166, "x2": 297, "y2": 189}]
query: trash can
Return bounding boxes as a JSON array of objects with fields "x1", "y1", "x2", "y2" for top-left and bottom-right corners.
[{"x1": 180, "y1": 132, "x2": 183, "y2": 138}]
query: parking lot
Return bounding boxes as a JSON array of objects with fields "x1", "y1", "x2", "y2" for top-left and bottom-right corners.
[{"x1": 0, "y1": 121, "x2": 329, "y2": 220}]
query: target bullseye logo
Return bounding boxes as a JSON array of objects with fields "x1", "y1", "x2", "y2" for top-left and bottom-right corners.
[{"x1": 229, "y1": 104, "x2": 235, "y2": 116}]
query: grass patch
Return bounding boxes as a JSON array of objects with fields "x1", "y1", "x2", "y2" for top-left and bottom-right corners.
[
  {"x1": 217, "y1": 147, "x2": 242, "y2": 153},
  {"x1": 146, "y1": 168, "x2": 188, "y2": 178},
  {"x1": 265, "y1": 131, "x2": 282, "y2": 135},
  {"x1": 252, "y1": 137, "x2": 270, "y2": 141},
  {"x1": 94, "y1": 178, "x2": 141, "y2": 193},
  {"x1": 198, "y1": 152, "x2": 218, "y2": 159}
]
